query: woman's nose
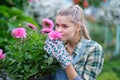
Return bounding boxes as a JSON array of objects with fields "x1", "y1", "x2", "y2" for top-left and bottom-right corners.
[{"x1": 56, "y1": 27, "x2": 62, "y2": 33}]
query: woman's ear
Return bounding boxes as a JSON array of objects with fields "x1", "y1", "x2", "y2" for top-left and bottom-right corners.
[{"x1": 76, "y1": 24, "x2": 81, "y2": 32}]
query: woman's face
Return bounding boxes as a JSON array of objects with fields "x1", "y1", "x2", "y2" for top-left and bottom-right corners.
[{"x1": 55, "y1": 16, "x2": 80, "y2": 41}]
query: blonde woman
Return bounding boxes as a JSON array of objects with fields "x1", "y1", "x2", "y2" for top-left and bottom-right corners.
[{"x1": 44, "y1": 5, "x2": 104, "y2": 80}]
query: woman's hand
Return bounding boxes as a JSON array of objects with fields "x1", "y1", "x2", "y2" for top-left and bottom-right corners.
[{"x1": 44, "y1": 37, "x2": 73, "y2": 69}]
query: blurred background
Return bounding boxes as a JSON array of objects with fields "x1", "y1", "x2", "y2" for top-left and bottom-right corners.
[{"x1": 0, "y1": 0, "x2": 120, "y2": 80}]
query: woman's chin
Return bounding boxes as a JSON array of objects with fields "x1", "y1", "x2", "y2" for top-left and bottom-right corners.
[
  {"x1": 59, "y1": 38, "x2": 63, "y2": 41},
  {"x1": 59, "y1": 38, "x2": 67, "y2": 42}
]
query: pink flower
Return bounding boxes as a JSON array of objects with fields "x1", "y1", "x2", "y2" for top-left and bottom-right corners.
[
  {"x1": 48, "y1": 30, "x2": 62, "y2": 40},
  {"x1": 41, "y1": 28, "x2": 53, "y2": 34},
  {"x1": 0, "y1": 49, "x2": 5, "y2": 60},
  {"x1": 11, "y1": 28, "x2": 26, "y2": 38},
  {"x1": 42, "y1": 18, "x2": 54, "y2": 29},
  {"x1": 41, "y1": 18, "x2": 62, "y2": 40},
  {"x1": 27, "y1": 23, "x2": 36, "y2": 30}
]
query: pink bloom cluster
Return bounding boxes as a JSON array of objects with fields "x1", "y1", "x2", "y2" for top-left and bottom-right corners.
[
  {"x1": 49, "y1": 31, "x2": 62, "y2": 40},
  {"x1": 0, "y1": 49, "x2": 5, "y2": 60},
  {"x1": 11, "y1": 28, "x2": 26, "y2": 38},
  {"x1": 42, "y1": 18, "x2": 54, "y2": 29},
  {"x1": 41, "y1": 18, "x2": 54, "y2": 34},
  {"x1": 27, "y1": 23, "x2": 36, "y2": 30},
  {"x1": 41, "y1": 28, "x2": 52, "y2": 34},
  {"x1": 41, "y1": 18, "x2": 62, "y2": 40}
]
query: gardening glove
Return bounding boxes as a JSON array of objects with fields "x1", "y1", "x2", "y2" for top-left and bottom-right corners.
[{"x1": 44, "y1": 37, "x2": 73, "y2": 69}]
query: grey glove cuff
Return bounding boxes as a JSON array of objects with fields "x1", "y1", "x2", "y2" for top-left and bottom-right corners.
[{"x1": 56, "y1": 54, "x2": 73, "y2": 69}]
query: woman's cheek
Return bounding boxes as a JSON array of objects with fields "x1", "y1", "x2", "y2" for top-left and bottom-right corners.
[
  {"x1": 62, "y1": 34, "x2": 71, "y2": 40},
  {"x1": 60, "y1": 34, "x2": 68, "y2": 41}
]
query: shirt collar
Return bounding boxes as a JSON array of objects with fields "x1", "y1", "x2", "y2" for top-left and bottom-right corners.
[{"x1": 73, "y1": 38, "x2": 86, "y2": 55}]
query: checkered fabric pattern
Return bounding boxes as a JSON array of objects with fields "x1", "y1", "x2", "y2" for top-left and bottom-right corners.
[
  {"x1": 72, "y1": 38, "x2": 104, "y2": 80},
  {"x1": 44, "y1": 37, "x2": 73, "y2": 69}
]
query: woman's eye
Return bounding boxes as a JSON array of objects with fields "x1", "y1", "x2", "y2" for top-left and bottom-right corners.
[
  {"x1": 63, "y1": 25, "x2": 68, "y2": 28},
  {"x1": 56, "y1": 24, "x2": 59, "y2": 27}
]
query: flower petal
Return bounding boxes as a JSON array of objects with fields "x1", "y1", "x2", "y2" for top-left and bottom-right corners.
[
  {"x1": 41, "y1": 28, "x2": 53, "y2": 34},
  {"x1": 11, "y1": 28, "x2": 27, "y2": 38},
  {"x1": 42, "y1": 18, "x2": 54, "y2": 29}
]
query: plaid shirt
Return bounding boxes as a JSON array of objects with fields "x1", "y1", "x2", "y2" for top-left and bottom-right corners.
[{"x1": 72, "y1": 38, "x2": 104, "y2": 80}]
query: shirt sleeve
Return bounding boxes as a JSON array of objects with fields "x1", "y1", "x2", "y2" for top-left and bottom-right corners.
[{"x1": 81, "y1": 43, "x2": 104, "y2": 80}]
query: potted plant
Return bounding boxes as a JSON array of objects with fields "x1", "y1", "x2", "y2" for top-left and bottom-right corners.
[{"x1": 3, "y1": 21, "x2": 60, "y2": 80}]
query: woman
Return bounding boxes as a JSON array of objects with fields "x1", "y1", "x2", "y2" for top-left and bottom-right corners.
[{"x1": 44, "y1": 5, "x2": 104, "y2": 80}]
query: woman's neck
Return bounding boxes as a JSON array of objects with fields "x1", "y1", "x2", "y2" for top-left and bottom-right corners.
[
  {"x1": 65, "y1": 34, "x2": 81, "y2": 54},
  {"x1": 68, "y1": 33, "x2": 81, "y2": 47}
]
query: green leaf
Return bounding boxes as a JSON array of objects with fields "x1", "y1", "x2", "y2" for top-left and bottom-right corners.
[
  {"x1": 16, "y1": 15, "x2": 39, "y2": 28},
  {"x1": 0, "y1": 6, "x2": 9, "y2": 11},
  {"x1": 9, "y1": 7, "x2": 23, "y2": 17},
  {"x1": 0, "y1": 6, "x2": 10, "y2": 17},
  {"x1": 24, "y1": 65, "x2": 30, "y2": 72},
  {"x1": 44, "y1": 57, "x2": 53, "y2": 65},
  {"x1": 0, "y1": 10, "x2": 9, "y2": 17},
  {"x1": 7, "y1": 22, "x2": 17, "y2": 32}
]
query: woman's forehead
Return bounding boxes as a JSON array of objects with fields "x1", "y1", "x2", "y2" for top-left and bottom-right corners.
[{"x1": 55, "y1": 16, "x2": 72, "y2": 24}]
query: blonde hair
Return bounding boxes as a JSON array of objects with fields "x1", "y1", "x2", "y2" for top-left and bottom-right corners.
[{"x1": 56, "y1": 5, "x2": 91, "y2": 40}]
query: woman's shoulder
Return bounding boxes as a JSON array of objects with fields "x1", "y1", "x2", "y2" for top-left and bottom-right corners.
[{"x1": 84, "y1": 39, "x2": 103, "y2": 51}]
